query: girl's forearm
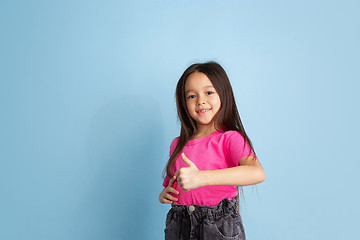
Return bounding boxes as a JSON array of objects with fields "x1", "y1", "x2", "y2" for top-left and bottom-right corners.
[{"x1": 200, "y1": 165, "x2": 265, "y2": 187}]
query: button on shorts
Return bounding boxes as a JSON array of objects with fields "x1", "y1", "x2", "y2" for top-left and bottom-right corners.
[{"x1": 164, "y1": 198, "x2": 246, "y2": 240}]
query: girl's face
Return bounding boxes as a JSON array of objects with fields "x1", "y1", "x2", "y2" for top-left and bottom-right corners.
[{"x1": 184, "y1": 72, "x2": 221, "y2": 130}]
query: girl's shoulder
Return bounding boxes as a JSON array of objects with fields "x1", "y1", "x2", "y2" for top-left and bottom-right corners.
[
  {"x1": 222, "y1": 130, "x2": 246, "y2": 144},
  {"x1": 222, "y1": 130, "x2": 243, "y2": 137},
  {"x1": 217, "y1": 126, "x2": 244, "y2": 138}
]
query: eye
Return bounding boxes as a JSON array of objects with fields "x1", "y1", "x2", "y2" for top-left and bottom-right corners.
[
  {"x1": 206, "y1": 91, "x2": 214, "y2": 95},
  {"x1": 187, "y1": 95, "x2": 196, "y2": 99}
]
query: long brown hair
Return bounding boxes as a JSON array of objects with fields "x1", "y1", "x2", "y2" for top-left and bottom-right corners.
[{"x1": 165, "y1": 61, "x2": 257, "y2": 177}]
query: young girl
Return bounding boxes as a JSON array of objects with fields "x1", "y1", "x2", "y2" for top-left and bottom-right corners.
[{"x1": 159, "y1": 61, "x2": 265, "y2": 240}]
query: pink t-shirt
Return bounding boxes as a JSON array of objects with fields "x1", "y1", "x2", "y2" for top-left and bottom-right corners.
[{"x1": 163, "y1": 129, "x2": 256, "y2": 206}]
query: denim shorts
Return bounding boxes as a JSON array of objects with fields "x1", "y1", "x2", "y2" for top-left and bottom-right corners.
[{"x1": 164, "y1": 198, "x2": 246, "y2": 240}]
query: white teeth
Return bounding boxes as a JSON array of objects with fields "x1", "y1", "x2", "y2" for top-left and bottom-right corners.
[{"x1": 200, "y1": 109, "x2": 208, "y2": 112}]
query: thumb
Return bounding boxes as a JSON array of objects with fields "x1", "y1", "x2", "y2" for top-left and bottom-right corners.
[{"x1": 181, "y1": 153, "x2": 196, "y2": 168}]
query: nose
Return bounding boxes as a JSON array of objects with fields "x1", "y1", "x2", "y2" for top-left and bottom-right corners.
[{"x1": 197, "y1": 97, "x2": 206, "y2": 105}]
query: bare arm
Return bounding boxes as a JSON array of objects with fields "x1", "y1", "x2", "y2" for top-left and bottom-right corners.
[
  {"x1": 200, "y1": 156, "x2": 265, "y2": 187},
  {"x1": 175, "y1": 153, "x2": 265, "y2": 191}
]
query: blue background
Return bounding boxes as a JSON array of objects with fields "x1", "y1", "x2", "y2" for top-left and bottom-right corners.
[{"x1": 1, "y1": 0, "x2": 359, "y2": 239}]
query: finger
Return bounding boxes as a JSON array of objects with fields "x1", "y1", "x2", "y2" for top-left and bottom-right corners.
[
  {"x1": 168, "y1": 187, "x2": 179, "y2": 195},
  {"x1": 181, "y1": 153, "x2": 195, "y2": 167},
  {"x1": 168, "y1": 176, "x2": 176, "y2": 187},
  {"x1": 177, "y1": 182, "x2": 189, "y2": 191},
  {"x1": 160, "y1": 192, "x2": 175, "y2": 204},
  {"x1": 174, "y1": 170, "x2": 180, "y2": 178},
  {"x1": 166, "y1": 193, "x2": 178, "y2": 202},
  {"x1": 160, "y1": 198, "x2": 173, "y2": 204}
]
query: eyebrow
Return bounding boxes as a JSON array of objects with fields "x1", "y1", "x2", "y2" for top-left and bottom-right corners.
[{"x1": 185, "y1": 85, "x2": 215, "y2": 94}]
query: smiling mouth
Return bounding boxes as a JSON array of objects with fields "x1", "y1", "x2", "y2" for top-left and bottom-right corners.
[{"x1": 197, "y1": 108, "x2": 211, "y2": 113}]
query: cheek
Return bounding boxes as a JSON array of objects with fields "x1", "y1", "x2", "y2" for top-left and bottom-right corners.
[
  {"x1": 186, "y1": 102, "x2": 191, "y2": 110},
  {"x1": 212, "y1": 97, "x2": 221, "y2": 110},
  {"x1": 186, "y1": 102, "x2": 195, "y2": 114}
]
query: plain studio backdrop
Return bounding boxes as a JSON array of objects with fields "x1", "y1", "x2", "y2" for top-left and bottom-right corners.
[{"x1": 0, "y1": 0, "x2": 359, "y2": 239}]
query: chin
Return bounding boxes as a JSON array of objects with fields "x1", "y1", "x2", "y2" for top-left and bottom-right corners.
[{"x1": 198, "y1": 120, "x2": 213, "y2": 126}]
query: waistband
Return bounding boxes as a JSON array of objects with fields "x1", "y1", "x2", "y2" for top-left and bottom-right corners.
[{"x1": 170, "y1": 197, "x2": 239, "y2": 220}]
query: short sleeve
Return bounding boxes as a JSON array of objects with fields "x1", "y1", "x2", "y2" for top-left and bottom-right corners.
[
  {"x1": 226, "y1": 131, "x2": 256, "y2": 166},
  {"x1": 162, "y1": 137, "x2": 179, "y2": 187},
  {"x1": 163, "y1": 175, "x2": 171, "y2": 187}
]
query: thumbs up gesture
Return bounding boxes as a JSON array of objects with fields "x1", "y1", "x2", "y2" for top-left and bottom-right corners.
[{"x1": 175, "y1": 153, "x2": 203, "y2": 191}]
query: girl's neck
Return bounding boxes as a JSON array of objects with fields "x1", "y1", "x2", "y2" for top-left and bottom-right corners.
[{"x1": 191, "y1": 123, "x2": 222, "y2": 140}]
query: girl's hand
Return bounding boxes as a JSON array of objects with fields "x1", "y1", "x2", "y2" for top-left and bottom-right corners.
[
  {"x1": 159, "y1": 176, "x2": 179, "y2": 204},
  {"x1": 175, "y1": 153, "x2": 203, "y2": 191}
]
